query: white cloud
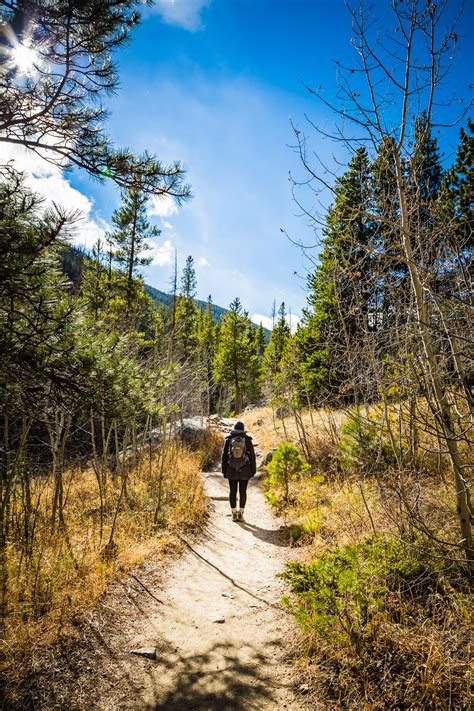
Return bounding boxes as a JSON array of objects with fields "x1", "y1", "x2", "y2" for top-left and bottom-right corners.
[
  {"x1": 0, "y1": 144, "x2": 108, "y2": 249},
  {"x1": 251, "y1": 312, "x2": 300, "y2": 334},
  {"x1": 197, "y1": 256, "x2": 209, "y2": 267},
  {"x1": 152, "y1": 0, "x2": 209, "y2": 31},
  {"x1": 150, "y1": 239, "x2": 174, "y2": 267},
  {"x1": 251, "y1": 313, "x2": 273, "y2": 331},
  {"x1": 149, "y1": 193, "x2": 179, "y2": 218}
]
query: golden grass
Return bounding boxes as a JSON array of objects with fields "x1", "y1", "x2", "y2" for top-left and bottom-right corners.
[
  {"x1": 1, "y1": 443, "x2": 208, "y2": 687},
  {"x1": 239, "y1": 403, "x2": 472, "y2": 708},
  {"x1": 241, "y1": 405, "x2": 346, "y2": 454}
]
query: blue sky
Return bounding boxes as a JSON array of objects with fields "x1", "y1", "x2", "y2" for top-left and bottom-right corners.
[{"x1": 8, "y1": 0, "x2": 473, "y2": 329}]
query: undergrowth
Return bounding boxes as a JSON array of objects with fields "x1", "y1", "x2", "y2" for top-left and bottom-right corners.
[
  {"x1": 253, "y1": 405, "x2": 473, "y2": 709},
  {"x1": 282, "y1": 535, "x2": 472, "y2": 708},
  {"x1": 0, "y1": 439, "x2": 212, "y2": 706}
]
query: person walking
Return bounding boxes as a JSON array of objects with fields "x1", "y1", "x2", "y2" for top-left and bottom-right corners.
[{"x1": 221, "y1": 421, "x2": 256, "y2": 522}]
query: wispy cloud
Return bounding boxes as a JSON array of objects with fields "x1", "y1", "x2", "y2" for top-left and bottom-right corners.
[
  {"x1": 0, "y1": 144, "x2": 109, "y2": 249},
  {"x1": 152, "y1": 0, "x2": 210, "y2": 31},
  {"x1": 197, "y1": 256, "x2": 209, "y2": 267},
  {"x1": 149, "y1": 193, "x2": 179, "y2": 218},
  {"x1": 150, "y1": 238, "x2": 174, "y2": 267}
]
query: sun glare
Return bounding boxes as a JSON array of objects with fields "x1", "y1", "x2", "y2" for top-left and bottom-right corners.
[{"x1": 11, "y1": 42, "x2": 38, "y2": 75}]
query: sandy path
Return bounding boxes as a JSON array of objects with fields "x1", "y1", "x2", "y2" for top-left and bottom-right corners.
[
  {"x1": 26, "y1": 466, "x2": 304, "y2": 710},
  {"x1": 117, "y1": 469, "x2": 302, "y2": 710}
]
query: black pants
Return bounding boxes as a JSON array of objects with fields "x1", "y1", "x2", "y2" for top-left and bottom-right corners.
[{"x1": 228, "y1": 479, "x2": 248, "y2": 509}]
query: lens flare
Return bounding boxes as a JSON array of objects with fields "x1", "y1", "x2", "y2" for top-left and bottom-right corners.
[{"x1": 10, "y1": 42, "x2": 38, "y2": 75}]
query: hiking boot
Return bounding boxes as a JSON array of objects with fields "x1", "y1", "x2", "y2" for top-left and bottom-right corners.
[
  {"x1": 232, "y1": 511, "x2": 239, "y2": 522},
  {"x1": 237, "y1": 510, "x2": 244, "y2": 522}
]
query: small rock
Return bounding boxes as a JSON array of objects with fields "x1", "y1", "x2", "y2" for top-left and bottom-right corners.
[
  {"x1": 130, "y1": 647, "x2": 157, "y2": 660},
  {"x1": 264, "y1": 448, "x2": 277, "y2": 465},
  {"x1": 299, "y1": 684, "x2": 310, "y2": 695},
  {"x1": 221, "y1": 592, "x2": 234, "y2": 599},
  {"x1": 212, "y1": 615, "x2": 225, "y2": 623}
]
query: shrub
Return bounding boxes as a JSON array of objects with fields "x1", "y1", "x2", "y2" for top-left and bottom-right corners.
[
  {"x1": 338, "y1": 409, "x2": 398, "y2": 473},
  {"x1": 281, "y1": 535, "x2": 472, "y2": 707},
  {"x1": 265, "y1": 442, "x2": 310, "y2": 507},
  {"x1": 197, "y1": 428, "x2": 223, "y2": 470}
]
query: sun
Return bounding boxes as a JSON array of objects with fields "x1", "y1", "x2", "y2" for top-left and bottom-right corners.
[{"x1": 10, "y1": 42, "x2": 38, "y2": 75}]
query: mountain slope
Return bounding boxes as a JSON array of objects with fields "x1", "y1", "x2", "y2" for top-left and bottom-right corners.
[{"x1": 61, "y1": 244, "x2": 270, "y2": 334}]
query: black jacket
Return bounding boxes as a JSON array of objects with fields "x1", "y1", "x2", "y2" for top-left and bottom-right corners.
[{"x1": 221, "y1": 429, "x2": 257, "y2": 480}]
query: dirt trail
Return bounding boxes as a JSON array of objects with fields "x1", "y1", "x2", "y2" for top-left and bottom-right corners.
[
  {"x1": 35, "y1": 464, "x2": 305, "y2": 710},
  {"x1": 109, "y1": 469, "x2": 302, "y2": 711}
]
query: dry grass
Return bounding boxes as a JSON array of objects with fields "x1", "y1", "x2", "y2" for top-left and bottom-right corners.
[
  {"x1": 1, "y1": 442, "x2": 208, "y2": 699},
  {"x1": 239, "y1": 404, "x2": 473, "y2": 709},
  {"x1": 197, "y1": 427, "x2": 224, "y2": 470},
  {"x1": 242, "y1": 405, "x2": 345, "y2": 454}
]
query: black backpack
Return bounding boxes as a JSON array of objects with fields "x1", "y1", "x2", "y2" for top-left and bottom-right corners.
[{"x1": 228, "y1": 435, "x2": 249, "y2": 470}]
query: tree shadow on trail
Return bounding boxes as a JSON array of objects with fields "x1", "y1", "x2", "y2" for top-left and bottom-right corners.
[
  {"x1": 238, "y1": 520, "x2": 292, "y2": 547},
  {"x1": 143, "y1": 639, "x2": 281, "y2": 711}
]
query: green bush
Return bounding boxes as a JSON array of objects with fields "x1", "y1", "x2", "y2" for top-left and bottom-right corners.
[
  {"x1": 265, "y1": 442, "x2": 310, "y2": 507},
  {"x1": 281, "y1": 535, "x2": 466, "y2": 645},
  {"x1": 280, "y1": 535, "x2": 472, "y2": 707},
  {"x1": 338, "y1": 409, "x2": 398, "y2": 473}
]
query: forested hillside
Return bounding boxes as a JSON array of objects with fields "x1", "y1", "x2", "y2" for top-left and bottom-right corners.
[
  {"x1": 60, "y1": 243, "x2": 271, "y2": 334},
  {"x1": 0, "y1": 0, "x2": 472, "y2": 709}
]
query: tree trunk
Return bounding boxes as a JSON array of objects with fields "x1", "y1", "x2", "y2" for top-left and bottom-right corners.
[{"x1": 395, "y1": 154, "x2": 473, "y2": 563}]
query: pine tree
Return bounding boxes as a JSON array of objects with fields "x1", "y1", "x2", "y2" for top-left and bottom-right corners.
[
  {"x1": 263, "y1": 302, "x2": 291, "y2": 383},
  {"x1": 0, "y1": 1, "x2": 190, "y2": 199},
  {"x1": 245, "y1": 321, "x2": 264, "y2": 403},
  {"x1": 296, "y1": 148, "x2": 375, "y2": 401},
  {"x1": 255, "y1": 323, "x2": 266, "y2": 360},
  {"x1": 81, "y1": 238, "x2": 109, "y2": 321},
  {"x1": 174, "y1": 256, "x2": 198, "y2": 364},
  {"x1": 108, "y1": 187, "x2": 160, "y2": 306},
  {"x1": 197, "y1": 296, "x2": 219, "y2": 414},
  {"x1": 213, "y1": 298, "x2": 259, "y2": 413},
  {"x1": 0, "y1": 170, "x2": 77, "y2": 400},
  {"x1": 407, "y1": 114, "x2": 444, "y2": 265},
  {"x1": 439, "y1": 119, "x2": 473, "y2": 249}
]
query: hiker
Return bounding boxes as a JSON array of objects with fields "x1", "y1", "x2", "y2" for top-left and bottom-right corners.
[{"x1": 221, "y1": 421, "x2": 256, "y2": 522}]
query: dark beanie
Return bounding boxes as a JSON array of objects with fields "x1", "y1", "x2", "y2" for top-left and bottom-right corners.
[{"x1": 234, "y1": 421, "x2": 245, "y2": 431}]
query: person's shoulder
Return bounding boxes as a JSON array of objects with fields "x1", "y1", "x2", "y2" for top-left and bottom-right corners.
[{"x1": 245, "y1": 433, "x2": 253, "y2": 441}]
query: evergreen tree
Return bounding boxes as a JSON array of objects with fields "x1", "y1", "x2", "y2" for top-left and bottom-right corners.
[
  {"x1": 197, "y1": 296, "x2": 219, "y2": 414},
  {"x1": 255, "y1": 323, "x2": 266, "y2": 360},
  {"x1": 296, "y1": 148, "x2": 375, "y2": 401},
  {"x1": 245, "y1": 321, "x2": 263, "y2": 403},
  {"x1": 263, "y1": 302, "x2": 291, "y2": 383},
  {"x1": 213, "y1": 298, "x2": 259, "y2": 413},
  {"x1": 407, "y1": 114, "x2": 444, "y2": 266},
  {"x1": 438, "y1": 119, "x2": 473, "y2": 251},
  {"x1": 81, "y1": 238, "x2": 110, "y2": 322},
  {"x1": 108, "y1": 187, "x2": 160, "y2": 304},
  {"x1": 0, "y1": 1, "x2": 190, "y2": 199},
  {"x1": 174, "y1": 256, "x2": 199, "y2": 364},
  {"x1": 0, "y1": 170, "x2": 77, "y2": 404}
]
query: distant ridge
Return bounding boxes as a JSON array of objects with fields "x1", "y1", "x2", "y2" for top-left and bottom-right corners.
[
  {"x1": 144, "y1": 284, "x2": 271, "y2": 336},
  {"x1": 60, "y1": 244, "x2": 270, "y2": 336},
  {"x1": 144, "y1": 284, "x2": 228, "y2": 323}
]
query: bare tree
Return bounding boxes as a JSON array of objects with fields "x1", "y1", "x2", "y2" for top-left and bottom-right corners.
[{"x1": 292, "y1": 0, "x2": 472, "y2": 561}]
